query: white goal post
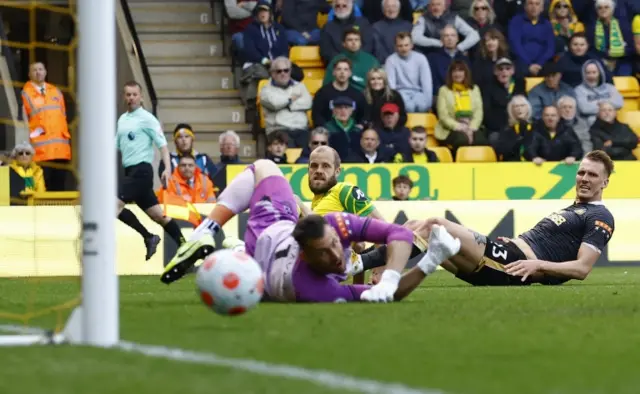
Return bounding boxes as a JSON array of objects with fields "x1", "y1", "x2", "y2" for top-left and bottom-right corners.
[{"x1": 0, "y1": 0, "x2": 118, "y2": 347}]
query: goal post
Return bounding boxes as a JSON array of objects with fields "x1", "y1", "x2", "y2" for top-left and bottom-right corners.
[{"x1": 78, "y1": 0, "x2": 119, "y2": 346}]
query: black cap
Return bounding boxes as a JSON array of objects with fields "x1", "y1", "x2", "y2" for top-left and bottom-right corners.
[
  {"x1": 540, "y1": 62, "x2": 561, "y2": 77},
  {"x1": 332, "y1": 96, "x2": 354, "y2": 108},
  {"x1": 495, "y1": 57, "x2": 513, "y2": 68}
]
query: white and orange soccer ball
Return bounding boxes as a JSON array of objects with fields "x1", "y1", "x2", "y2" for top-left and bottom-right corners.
[{"x1": 195, "y1": 249, "x2": 265, "y2": 316}]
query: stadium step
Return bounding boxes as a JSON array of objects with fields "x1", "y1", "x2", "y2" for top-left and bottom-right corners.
[
  {"x1": 136, "y1": 22, "x2": 221, "y2": 34},
  {"x1": 158, "y1": 105, "x2": 247, "y2": 125},
  {"x1": 156, "y1": 89, "x2": 240, "y2": 100},
  {"x1": 162, "y1": 123, "x2": 255, "y2": 159},
  {"x1": 140, "y1": 39, "x2": 227, "y2": 58},
  {"x1": 149, "y1": 66, "x2": 234, "y2": 91},
  {"x1": 160, "y1": 98, "x2": 242, "y2": 107},
  {"x1": 128, "y1": 2, "x2": 222, "y2": 26},
  {"x1": 145, "y1": 56, "x2": 232, "y2": 67}
]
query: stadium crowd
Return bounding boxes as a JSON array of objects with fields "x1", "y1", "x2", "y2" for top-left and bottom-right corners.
[{"x1": 227, "y1": 0, "x2": 639, "y2": 166}]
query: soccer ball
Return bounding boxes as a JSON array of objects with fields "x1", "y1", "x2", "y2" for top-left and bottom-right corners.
[{"x1": 195, "y1": 249, "x2": 264, "y2": 316}]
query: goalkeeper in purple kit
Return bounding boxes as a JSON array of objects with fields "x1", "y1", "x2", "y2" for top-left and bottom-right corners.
[{"x1": 162, "y1": 159, "x2": 461, "y2": 303}]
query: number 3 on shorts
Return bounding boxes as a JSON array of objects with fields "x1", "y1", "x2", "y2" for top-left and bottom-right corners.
[{"x1": 491, "y1": 245, "x2": 508, "y2": 261}]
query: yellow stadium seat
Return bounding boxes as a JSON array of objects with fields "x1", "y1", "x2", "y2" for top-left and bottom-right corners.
[
  {"x1": 455, "y1": 146, "x2": 497, "y2": 162},
  {"x1": 622, "y1": 98, "x2": 639, "y2": 112},
  {"x1": 290, "y1": 46, "x2": 323, "y2": 68},
  {"x1": 426, "y1": 135, "x2": 438, "y2": 147},
  {"x1": 303, "y1": 78, "x2": 323, "y2": 96},
  {"x1": 304, "y1": 68, "x2": 326, "y2": 80},
  {"x1": 633, "y1": 146, "x2": 640, "y2": 160},
  {"x1": 307, "y1": 110, "x2": 313, "y2": 127},
  {"x1": 286, "y1": 148, "x2": 303, "y2": 164},
  {"x1": 317, "y1": 13, "x2": 329, "y2": 29},
  {"x1": 430, "y1": 146, "x2": 453, "y2": 162},
  {"x1": 413, "y1": 12, "x2": 421, "y2": 23},
  {"x1": 613, "y1": 77, "x2": 640, "y2": 99},
  {"x1": 406, "y1": 113, "x2": 437, "y2": 134},
  {"x1": 526, "y1": 77, "x2": 543, "y2": 92},
  {"x1": 617, "y1": 110, "x2": 640, "y2": 136},
  {"x1": 256, "y1": 79, "x2": 269, "y2": 129}
]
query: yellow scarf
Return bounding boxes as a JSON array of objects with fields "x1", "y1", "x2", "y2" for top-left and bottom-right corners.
[
  {"x1": 595, "y1": 18, "x2": 626, "y2": 58},
  {"x1": 452, "y1": 83, "x2": 473, "y2": 119}
]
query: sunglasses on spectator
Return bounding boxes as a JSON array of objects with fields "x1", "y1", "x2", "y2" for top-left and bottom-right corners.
[
  {"x1": 311, "y1": 141, "x2": 328, "y2": 146},
  {"x1": 335, "y1": 4, "x2": 348, "y2": 8},
  {"x1": 474, "y1": 6, "x2": 488, "y2": 10},
  {"x1": 17, "y1": 151, "x2": 32, "y2": 156},
  {"x1": 274, "y1": 68, "x2": 290, "y2": 74},
  {"x1": 556, "y1": 3, "x2": 569, "y2": 8}
]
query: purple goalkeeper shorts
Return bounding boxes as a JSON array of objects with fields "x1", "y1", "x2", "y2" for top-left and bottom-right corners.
[{"x1": 244, "y1": 175, "x2": 298, "y2": 256}]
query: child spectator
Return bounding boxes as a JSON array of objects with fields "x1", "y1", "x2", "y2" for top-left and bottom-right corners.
[{"x1": 392, "y1": 175, "x2": 413, "y2": 201}]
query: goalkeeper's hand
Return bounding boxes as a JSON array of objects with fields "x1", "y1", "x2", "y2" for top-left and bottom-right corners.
[{"x1": 360, "y1": 270, "x2": 400, "y2": 303}]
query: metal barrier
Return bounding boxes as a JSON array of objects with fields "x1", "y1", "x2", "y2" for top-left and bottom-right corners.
[{"x1": 19, "y1": 190, "x2": 79, "y2": 206}]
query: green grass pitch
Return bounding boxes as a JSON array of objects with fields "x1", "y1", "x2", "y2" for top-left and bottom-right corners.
[{"x1": 2, "y1": 268, "x2": 640, "y2": 394}]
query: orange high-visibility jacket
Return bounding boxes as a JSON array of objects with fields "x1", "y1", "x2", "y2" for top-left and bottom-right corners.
[
  {"x1": 156, "y1": 167, "x2": 216, "y2": 204},
  {"x1": 158, "y1": 193, "x2": 203, "y2": 227},
  {"x1": 21, "y1": 82, "x2": 71, "y2": 162}
]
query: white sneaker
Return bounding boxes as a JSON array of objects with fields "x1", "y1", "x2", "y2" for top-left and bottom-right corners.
[{"x1": 418, "y1": 224, "x2": 461, "y2": 274}]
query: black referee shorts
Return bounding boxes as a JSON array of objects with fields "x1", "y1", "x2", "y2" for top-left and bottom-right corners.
[{"x1": 118, "y1": 162, "x2": 159, "y2": 211}]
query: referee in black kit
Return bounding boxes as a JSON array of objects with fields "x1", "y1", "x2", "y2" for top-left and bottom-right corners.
[{"x1": 115, "y1": 81, "x2": 186, "y2": 259}]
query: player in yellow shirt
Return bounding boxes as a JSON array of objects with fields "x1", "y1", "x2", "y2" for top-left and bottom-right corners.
[{"x1": 306, "y1": 146, "x2": 385, "y2": 283}]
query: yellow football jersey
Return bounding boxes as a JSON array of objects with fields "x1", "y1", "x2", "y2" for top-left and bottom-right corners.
[
  {"x1": 311, "y1": 182, "x2": 374, "y2": 217},
  {"x1": 633, "y1": 15, "x2": 640, "y2": 35}
]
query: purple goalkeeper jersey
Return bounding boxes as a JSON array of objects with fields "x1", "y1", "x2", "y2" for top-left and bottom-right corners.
[{"x1": 254, "y1": 212, "x2": 413, "y2": 303}]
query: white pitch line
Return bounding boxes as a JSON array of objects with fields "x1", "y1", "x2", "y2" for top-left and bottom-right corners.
[{"x1": 0, "y1": 325, "x2": 441, "y2": 394}]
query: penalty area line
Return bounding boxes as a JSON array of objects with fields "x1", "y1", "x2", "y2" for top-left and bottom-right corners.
[
  {"x1": 0, "y1": 324, "x2": 441, "y2": 394},
  {"x1": 117, "y1": 340, "x2": 442, "y2": 394}
]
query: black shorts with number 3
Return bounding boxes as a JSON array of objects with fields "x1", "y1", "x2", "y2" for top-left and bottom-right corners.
[{"x1": 455, "y1": 240, "x2": 532, "y2": 286}]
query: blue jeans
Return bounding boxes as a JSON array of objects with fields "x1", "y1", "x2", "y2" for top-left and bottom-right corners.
[
  {"x1": 285, "y1": 29, "x2": 321, "y2": 45},
  {"x1": 232, "y1": 32, "x2": 244, "y2": 52}
]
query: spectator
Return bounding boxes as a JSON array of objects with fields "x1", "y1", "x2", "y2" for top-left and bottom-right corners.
[
  {"x1": 323, "y1": 96, "x2": 363, "y2": 160},
  {"x1": 8, "y1": 142, "x2": 45, "y2": 196},
  {"x1": 260, "y1": 57, "x2": 313, "y2": 147},
  {"x1": 385, "y1": 32, "x2": 434, "y2": 112},
  {"x1": 225, "y1": 0, "x2": 258, "y2": 52},
  {"x1": 528, "y1": 105, "x2": 582, "y2": 164},
  {"x1": 372, "y1": 0, "x2": 414, "y2": 64},
  {"x1": 156, "y1": 155, "x2": 217, "y2": 204},
  {"x1": 312, "y1": 59, "x2": 368, "y2": 127},
  {"x1": 215, "y1": 130, "x2": 242, "y2": 175},
  {"x1": 265, "y1": 131, "x2": 289, "y2": 163},
  {"x1": 472, "y1": 28, "x2": 514, "y2": 87},
  {"x1": 323, "y1": 28, "x2": 380, "y2": 91},
  {"x1": 508, "y1": 0, "x2": 555, "y2": 76},
  {"x1": 327, "y1": 1, "x2": 364, "y2": 21},
  {"x1": 465, "y1": 0, "x2": 502, "y2": 44},
  {"x1": 320, "y1": 0, "x2": 373, "y2": 64},
  {"x1": 158, "y1": 123, "x2": 217, "y2": 183},
  {"x1": 427, "y1": 25, "x2": 470, "y2": 96},
  {"x1": 412, "y1": 0, "x2": 480, "y2": 55},
  {"x1": 364, "y1": 67, "x2": 408, "y2": 127},
  {"x1": 392, "y1": 175, "x2": 413, "y2": 201},
  {"x1": 556, "y1": 32, "x2": 612, "y2": 87},
  {"x1": 586, "y1": 0, "x2": 633, "y2": 76},
  {"x1": 528, "y1": 62, "x2": 576, "y2": 119},
  {"x1": 375, "y1": 103, "x2": 412, "y2": 154},
  {"x1": 392, "y1": 126, "x2": 440, "y2": 163},
  {"x1": 21, "y1": 62, "x2": 71, "y2": 191},
  {"x1": 493, "y1": 0, "x2": 527, "y2": 28},
  {"x1": 435, "y1": 60, "x2": 486, "y2": 152},
  {"x1": 482, "y1": 58, "x2": 527, "y2": 137},
  {"x1": 548, "y1": 0, "x2": 585, "y2": 53},
  {"x1": 280, "y1": 0, "x2": 324, "y2": 45},
  {"x1": 557, "y1": 95, "x2": 592, "y2": 154},
  {"x1": 295, "y1": 127, "x2": 330, "y2": 163},
  {"x1": 590, "y1": 101, "x2": 638, "y2": 160},
  {"x1": 573, "y1": 0, "x2": 633, "y2": 25},
  {"x1": 346, "y1": 128, "x2": 392, "y2": 163},
  {"x1": 574, "y1": 59, "x2": 623, "y2": 126},
  {"x1": 489, "y1": 95, "x2": 536, "y2": 161},
  {"x1": 363, "y1": 0, "x2": 414, "y2": 24},
  {"x1": 239, "y1": 2, "x2": 297, "y2": 110}
]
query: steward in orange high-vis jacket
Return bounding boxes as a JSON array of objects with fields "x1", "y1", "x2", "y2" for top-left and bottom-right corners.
[
  {"x1": 21, "y1": 62, "x2": 71, "y2": 191},
  {"x1": 156, "y1": 155, "x2": 217, "y2": 204}
]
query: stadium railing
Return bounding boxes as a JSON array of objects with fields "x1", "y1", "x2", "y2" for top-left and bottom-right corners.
[
  {"x1": 118, "y1": 0, "x2": 158, "y2": 116},
  {"x1": 18, "y1": 190, "x2": 79, "y2": 206}
]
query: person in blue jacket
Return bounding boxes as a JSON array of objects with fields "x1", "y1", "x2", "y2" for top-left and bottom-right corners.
[
  {"x1": 508, "y1": 0, "x2": 556, "y2": 77},
  {"x1": 241, "y1": 2, "x2": 290, "y2": 66}
]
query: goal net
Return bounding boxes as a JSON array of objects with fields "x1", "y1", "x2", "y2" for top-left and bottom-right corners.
[{"x1": 0, "y1": 0, "x2": 118, "y2": 346}]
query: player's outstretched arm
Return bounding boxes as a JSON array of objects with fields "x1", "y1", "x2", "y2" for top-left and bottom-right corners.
[
  {"x1": 294, "y1": 194, "x2": 313, "y2": 217},
  {"x1": 505, "y1": 244, "x2": 599, "y2": 282}
]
